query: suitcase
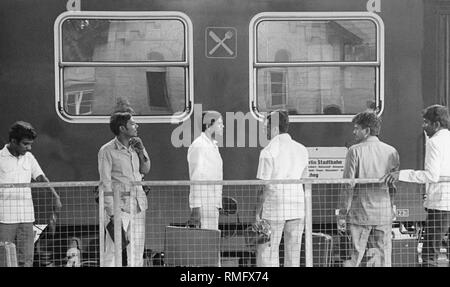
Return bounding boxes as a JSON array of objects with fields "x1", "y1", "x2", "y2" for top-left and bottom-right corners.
[
  {"x1": 297, "y1": 232, "x2": 333, "y2": 267},
  {"x1": 333, "y1": 232, "x2": 352, "y2": 262},
  {"x1": 0, "y1": 241, "x2": 18, "y2": 267},
  {"x1": 164, "y1": 226, "x2": 221, "y2": 266},
  {"x1": 392, "y1": 237, "x2": 419, "y2": 267},
  {"x1": 311, "y1": 232, "x2": 333, "y2": 267},
  {"x1": 391, "y1": 226, "x2": 420, "y2": 267}
]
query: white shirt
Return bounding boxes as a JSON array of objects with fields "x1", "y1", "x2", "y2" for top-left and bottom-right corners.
[
  {"x1": 0, "y1": 145, "x2": 44, "y2": 223},
  {"x1": 256, "y1": 133, "x2": 309, "y2": 220},
  {"x1": 399, "y1": 129, "x2": 450, "y2": 210},
  {"x1": 187, "y1": 133, "x2": 223, "y2": 209}
]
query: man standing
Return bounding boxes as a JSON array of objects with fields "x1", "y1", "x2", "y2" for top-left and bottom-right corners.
[
  {"x1": 187, "y1": 111, "x2": 224, "y2": 230},
  {"x1": 255, "y1": 110, "x2": 308, "y2": 267},
  {"x1": 98, "y1": 112, "x2": 150, "y2": 267},
  {"x1": 338, "y1": 112, "x2": 399, "y2": 267},
  {"x1": 384, "y1": 104, "x2": 450, "y2": 267},
  {"x1": 0, "y1": 121, "x2": 62, "y2": 267}
]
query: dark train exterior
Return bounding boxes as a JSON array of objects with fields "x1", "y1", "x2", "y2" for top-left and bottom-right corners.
[{"x1": 1, "y1": 0, "x2": 449, "y2": 228}]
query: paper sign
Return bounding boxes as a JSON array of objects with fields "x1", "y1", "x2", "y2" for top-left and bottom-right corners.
[{"x1": 307, "y1": 147, "x2": 347, "y2": 178}]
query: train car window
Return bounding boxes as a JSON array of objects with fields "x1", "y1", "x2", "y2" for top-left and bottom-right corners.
[
  {"x1": 55, "y1": 12, "x2": 193, "y2": 123},
  {"x1": 250, "y1": 12, "x2": 384, "y2": 122},
  {"x1": 268, "y1": 70, "x2": 288, "y2": 107}
]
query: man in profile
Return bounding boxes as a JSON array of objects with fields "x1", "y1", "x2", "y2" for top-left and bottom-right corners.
[
  {"x1": 98, "y1": 112, "x2": 150, "y2": 267},
  {"x1": 338, "y1": 111, "x2": 399, "y2": 267},
  {"x1": 0, "y1": 121, "x2": 62, "y2": 267},
  {"x1": 187, "y1": 111, "x2": 224, "y2": 230},
  {"x1": 384, "y1": 105, "x2": 450, "y2": 267}
]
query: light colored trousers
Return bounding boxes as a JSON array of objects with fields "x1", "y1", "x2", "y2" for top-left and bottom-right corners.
[
  {"x1": 104, "y1": 211, "x2": 146, "y2": 267},
  {"x1": 0, "y1": 222, "x2": 34, "y2": 267},
  {"x1": 344, "y1": 223, "x2": 392, "y2": 267},
  {"x1": 198, "y1": 206, "x2": 221, "y2": 266},
  {"x1": 199, "y1": 205, "x2": 220, "y2": 230},
  {"x1": 256, "y1": 218, "x2": 305, "y2": 267}
]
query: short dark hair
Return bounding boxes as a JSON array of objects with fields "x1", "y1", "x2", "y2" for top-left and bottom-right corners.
[
  {"x1": 9, "y1": 121, "x2": 37, "y2": 142},
  {"x1": 201, "y1": 111, "x2": 221, "y2": 132},
  {"x1": 267, "y1": 110, "x2": 289, "y2": 133},
  {"x1": 422, "y1": 105, "x2": 449, "y2": 129},
  {"x1": 352, "y1": 111, "x2": 381, "y2": 136},
  {"x1": 110, "y1": 112, "x2": 132, "y2": 136}
]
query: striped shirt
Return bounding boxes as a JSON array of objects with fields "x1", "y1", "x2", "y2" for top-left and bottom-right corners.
[{"x1": 0, "y1": 145, "x2": 44, "y2": 223}]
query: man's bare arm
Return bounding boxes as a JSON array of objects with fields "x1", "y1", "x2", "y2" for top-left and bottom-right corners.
[{"x1": 35, "y1": 174, "x2": 62, "y2": 210}]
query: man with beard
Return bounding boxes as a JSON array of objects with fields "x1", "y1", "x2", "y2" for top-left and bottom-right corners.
[{"x1": 383, "y1": 105, "x2": 450, "y2": 267}]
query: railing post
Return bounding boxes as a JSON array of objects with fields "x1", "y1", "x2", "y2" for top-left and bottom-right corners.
[
  {"x1": 113, "y1": 183, "x2": 122, "y2": 267},
  {"x1": 304, "y1": 183, "x2": 313, "y2": 267},
  {"x1": 129, "y1": 183, "x2": 136, "y2": 267},
  {"x1": 99, "y1": 186, "x2": 105, "y2": 267}
]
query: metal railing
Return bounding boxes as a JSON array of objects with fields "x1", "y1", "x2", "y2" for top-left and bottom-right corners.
[{"x1": 1, "y1": 178, "x2": 449, "y2": 267}]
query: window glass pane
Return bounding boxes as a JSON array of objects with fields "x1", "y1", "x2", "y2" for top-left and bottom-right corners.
[
  {"x1": 271, "y1": 72, "x2": 284, "y2": 82},
  {"x1": 66, "y1": 90, "x2": 94, "y2": 115},
  {"x1": 62, "y1": 19, "x2": 185, "y2": 62},
  {"x1": 63, "y1": 67, "x2": 186, "y2": 116},
  {"x1": 256, "y1": 67, "x2": 376, "y2": 114},
  {"x1": 257, "y1": 20, "x2": 376, "y2": 62},
  {"x1": 271, "y1": 84, "x2": 283, "y2": 94},
  {"x1": 272, "y1": 95, "x2": 284, "y2": 106}
]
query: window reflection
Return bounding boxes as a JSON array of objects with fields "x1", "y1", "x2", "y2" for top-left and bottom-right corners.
[
  {"x1": 63, "y1": 67, "x2": 186, "y2": 116},
  {"x1": 257, "y1": 20, "x2": 376, "y2": 62},
  {"x1": 257, "y1": 67, "x2": 375, "y2": 115},
  {"x1": 62, "y1": 19, "x2": 185, "y2": 62},
  {"x1": 253, "y1": 17, "x2": 379, "y2": 117},
  {"x1": 59, "y1": 17, "x2": 189, "y2": 119}
]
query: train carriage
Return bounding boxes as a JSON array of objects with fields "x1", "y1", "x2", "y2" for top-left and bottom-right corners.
[{"x1": 1, "y1": 0, "x2": 449, "y2": 266}]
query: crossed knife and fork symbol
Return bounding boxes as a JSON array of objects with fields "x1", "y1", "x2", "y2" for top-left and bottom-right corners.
[{"x1": 208, "y1": 30, "x2": 234, "y2": 56}]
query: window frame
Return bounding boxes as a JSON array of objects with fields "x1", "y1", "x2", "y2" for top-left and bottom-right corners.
[
  {"x1": 249, "y1": 12, "x2": 385, "y2": 122},
  {"x1": 54, "y1": 11, "x2": 194, "y2": 123},
  {"x1": 436, "y1": 6, "x2": 450, "y2": 108},
  {"x1": 65, "y1": 89, "x2": 94, "y2": 115},
  {"x1": 266, "y1": 69, "x2": 288, "y2": 107}
]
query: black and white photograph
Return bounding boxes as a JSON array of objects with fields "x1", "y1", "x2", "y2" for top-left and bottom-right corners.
[{"x1": 1, "y1": 0, "x2": 449, "y2": 283}]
